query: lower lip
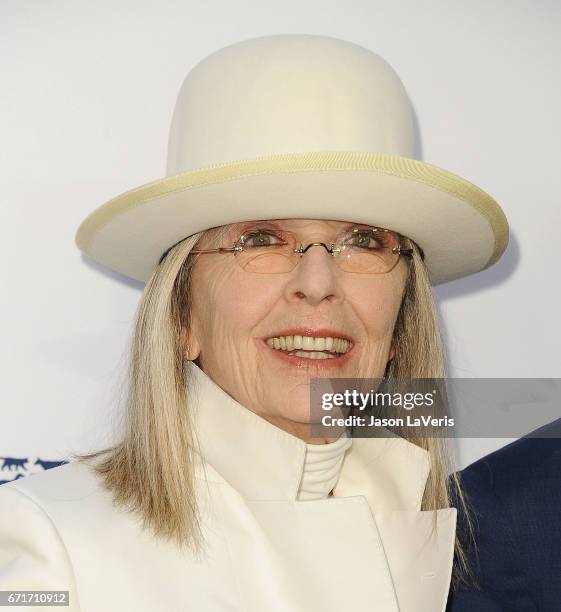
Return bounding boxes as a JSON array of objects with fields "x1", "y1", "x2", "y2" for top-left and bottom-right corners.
[{"x1": 260, "y1": 340, "x2": 355, "y2": 369}]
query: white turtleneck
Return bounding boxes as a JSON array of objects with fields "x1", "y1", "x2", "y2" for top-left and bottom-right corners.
[{"x1": 298, "y1": 434, "x2": 353, "y2": 501}]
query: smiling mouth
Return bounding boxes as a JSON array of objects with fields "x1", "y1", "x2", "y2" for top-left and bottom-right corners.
[{"x1": 265, "y1": 335, "x2": 353, "y2": 360}]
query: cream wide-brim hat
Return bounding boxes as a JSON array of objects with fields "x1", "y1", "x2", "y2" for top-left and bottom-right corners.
[{"x1": 75, "y1": 34, "x2": 509, "y2": 286}]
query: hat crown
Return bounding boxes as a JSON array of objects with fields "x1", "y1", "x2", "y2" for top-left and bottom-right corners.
[
  {"x1": 75, "y1": 34, "x2": 508, "y2": 287},
  {"x1": 166, "y1": 34, "x2": 415, "y2": 174}
]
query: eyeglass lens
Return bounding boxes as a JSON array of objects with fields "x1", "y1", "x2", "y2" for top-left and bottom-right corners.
[{"x1": 233, "y1": 226, "x2": 402, "y2": 274}]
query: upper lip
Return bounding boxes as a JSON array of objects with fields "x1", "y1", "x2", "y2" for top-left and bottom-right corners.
[{"x1": 262, "y1": 328, "x2": 355, "y2": 342}]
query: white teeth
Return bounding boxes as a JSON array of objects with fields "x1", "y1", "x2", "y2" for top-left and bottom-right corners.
[
  {"x1": 265, "y1": 334, "x2": 352, "y2": 355},
  {"x1": 291, "y1": 350, "x2": 337, "y2": 359},
  {"x1": 313, "y1": 337, "x2": 326, "y2": 351},
  {"x1": 302, "y1": 336, "x2": 315, "y2": 350}
]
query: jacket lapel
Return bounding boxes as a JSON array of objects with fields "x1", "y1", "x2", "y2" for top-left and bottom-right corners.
[{"x1": 334, "y1": 436, "x2": 457, "y2": 612}]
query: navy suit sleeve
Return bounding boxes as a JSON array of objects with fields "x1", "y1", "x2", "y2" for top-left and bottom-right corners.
[{"x1": 446, "y1": 426, "x2": 561, "y2": 612}]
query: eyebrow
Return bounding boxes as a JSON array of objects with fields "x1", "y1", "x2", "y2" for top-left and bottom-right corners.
[{"x1": 226, "y1": 220, "x2": 377, "y2": 237}]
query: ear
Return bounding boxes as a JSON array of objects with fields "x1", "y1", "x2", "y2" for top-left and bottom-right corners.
[
  {"x1": 388, "y1": 343, "x2": 395, "y2": 362},
  {"x1": 182, "y1": 326, "x2": 201, "y2": 361}
]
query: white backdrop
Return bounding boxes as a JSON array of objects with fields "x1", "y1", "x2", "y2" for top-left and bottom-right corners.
[{"x1": 1, "y1": 0, "x2": 560, "y2": 473}]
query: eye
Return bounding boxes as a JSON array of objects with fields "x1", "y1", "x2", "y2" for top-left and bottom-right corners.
[
  {"x1": 342, "y1": 228, "x2": 391, "y2": 250},
  {"x1": 242, "y1": 229, "x2": 286, "y2": 248}
]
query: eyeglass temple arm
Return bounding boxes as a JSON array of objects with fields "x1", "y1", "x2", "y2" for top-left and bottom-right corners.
[
  {"x1": 397, "y1": 244, "x2": 424, "y2": 261},
  {"x1": 396, "y1": 247, "x2": 414, "y2": 258},
  {"x1": 189, "y1": 247, "x2": 239, "y2": 254},
  {"x1": 158, "y1": 245, "x2": 236, "y2": 264}
]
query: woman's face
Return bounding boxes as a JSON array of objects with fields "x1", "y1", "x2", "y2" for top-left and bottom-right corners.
[{"x1": 186, "y1": 219, "x2": 409, "y2": 443}]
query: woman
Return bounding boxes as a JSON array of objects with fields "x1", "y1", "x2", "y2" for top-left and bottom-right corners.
[{"x1": 0, "y1": 34, "x2": 508, "y2": 611}]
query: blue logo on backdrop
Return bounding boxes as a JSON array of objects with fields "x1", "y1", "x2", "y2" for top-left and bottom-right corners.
[{"x1": 0, "y1": 456, "x2": 69, "y2": 484}]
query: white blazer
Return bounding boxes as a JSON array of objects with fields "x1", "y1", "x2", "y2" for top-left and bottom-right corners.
[{"x1": 0, "y1": 361, "x2": 456, "y2": 611}]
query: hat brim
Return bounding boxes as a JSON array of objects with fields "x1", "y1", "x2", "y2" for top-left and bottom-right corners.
[{"x1": 75, "y1": 151, "x2": 509, "y2": 285}]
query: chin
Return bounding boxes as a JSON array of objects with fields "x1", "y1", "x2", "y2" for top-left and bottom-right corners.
[{"x1": 271, "y1": 407, "x2": 313, "y2": 429}]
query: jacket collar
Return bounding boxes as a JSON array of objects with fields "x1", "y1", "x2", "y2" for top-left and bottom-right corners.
[
  {"x1": 185, "y1": 360, "x2": 456, "y2": 612},
  {"x1": 186, "y1": 360, "x2": 431, "y2": 510}
]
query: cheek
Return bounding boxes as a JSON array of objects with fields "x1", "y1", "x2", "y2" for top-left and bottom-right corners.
[
  {"x1": 193, "y1": 263, "x2": 278, "y2": 339},
  {"x1": 353, "y1": 277, "x2": 405, "y2": 337}
]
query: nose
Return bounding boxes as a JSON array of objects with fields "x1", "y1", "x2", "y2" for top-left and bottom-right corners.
[{"x1": 283, "y1": 241, "x2": 343, "y2": 306}]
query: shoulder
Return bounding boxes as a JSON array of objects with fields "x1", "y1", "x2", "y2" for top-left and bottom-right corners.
[
  {"x1": 451, "y1": 420, "x2": 561, "y2": 594},
  {"x1": 0, "y1": 462, "x2": 90, "y2": 544},
  {"x1": 0, "y1": 458, "x2": 140, "y2": 555},
  {"x1": 0, "y1": 459, "x2": 228, "y2": 612},
  {"x1": 1, "y1": 459, "x2": 102, "y2": 500},
  {"x1": 0, "y1": 461, "x2": 109, "y2": 514},
  {"x1": 0, "y1": 463, "x2": 91, "y2": 611},
  {"x1": 0, "y1": 457, "x2": 227, "y2": 545},
  {"x1": 447, "y1": 420, "x2": 561, "y2": 609},
  {"x1": 459, "y1": 417, "x2": 561, "y2": 507}
]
